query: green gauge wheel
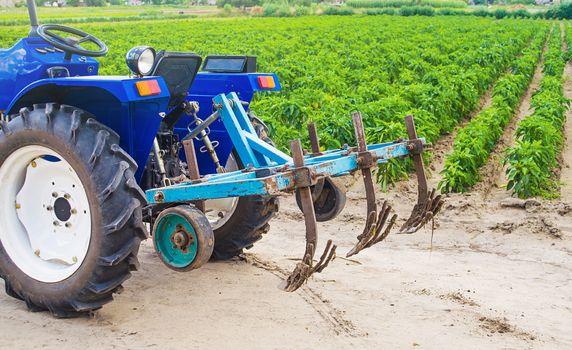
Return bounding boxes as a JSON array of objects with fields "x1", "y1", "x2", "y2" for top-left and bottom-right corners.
[{"x1": 153, "y1": 205, "x2": 213, "y2": 271}]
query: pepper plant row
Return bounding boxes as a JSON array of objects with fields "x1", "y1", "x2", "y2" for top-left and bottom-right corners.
[
  {"x1": 504, "y1": 24, "x2": 569, "y2": 198},
  {"x1": 439, "y1": 27, "x2": 550, "y2": 193},
  {"x1": 0, "y1": 17, "x2": 552, "y2": 187}
]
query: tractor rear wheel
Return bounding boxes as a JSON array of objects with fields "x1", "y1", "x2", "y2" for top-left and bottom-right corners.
[
  {"x1": 0, "y1": 104, "x2": 146, "y2": 317},
  {"x1": 206, "y1": 120, "x2": 279, "y2": 260}
]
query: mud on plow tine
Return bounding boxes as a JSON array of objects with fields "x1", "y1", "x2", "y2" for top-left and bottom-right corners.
[
  {"x1": 283, "y1": 139, "x2": 337, "y2": 292},
  {"x1": 398, "y1": 115, "x2": 444, "y2": 234},
  {"x1": 346, "y1": 112, "x2": 398, "y2": 257}
]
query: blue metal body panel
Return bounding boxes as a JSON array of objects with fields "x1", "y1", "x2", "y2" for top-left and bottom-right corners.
[
  {"x1": 0, "y1": 37, "x2": 99, "y2": 112},
  {"x1": 178, "y1": 73, "x2": 281, "y2": 175},
  {"x1": 5, "y1": 75, "x2": 171, "y2": 180},
  {"x1": 0, "y1": 35, "x2": 282, "y2": 184}
]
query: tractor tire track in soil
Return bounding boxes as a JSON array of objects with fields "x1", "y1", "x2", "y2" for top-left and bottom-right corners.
[{"x1": 244, "y1": 253, "x2": 363, "y2": 338}]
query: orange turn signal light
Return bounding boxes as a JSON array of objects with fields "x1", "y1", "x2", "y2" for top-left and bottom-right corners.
[
  {"x1": 135, "y1": 80, "x2": 161, "y2": 97},
  {"x1": 257, "y1": 76, "x2": 276, "y2": 89}
]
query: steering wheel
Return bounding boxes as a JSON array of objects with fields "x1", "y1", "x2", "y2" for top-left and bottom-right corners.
[{"x1": 36, "y1": 24, "x2": 108, "y2": 58}]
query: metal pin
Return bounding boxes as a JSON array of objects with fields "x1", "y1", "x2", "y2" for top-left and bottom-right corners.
[{"x1": 31, "y1": 160, "x2": 37, "y2": 168}]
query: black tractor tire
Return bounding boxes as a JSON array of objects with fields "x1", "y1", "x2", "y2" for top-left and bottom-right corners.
[
  {"x1": 211, "y1": 193, "x2": 279, "y2": 260},
  {"x1": 0, "y1": 103, "x2": 147, "y2": 318},
  {"x1": 210, "y1": 119, "x2": 279, "y2": 260}
]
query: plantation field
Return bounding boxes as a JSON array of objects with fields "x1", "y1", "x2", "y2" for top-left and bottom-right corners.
[
  {"x1": 0, "y1": 15, "x2": 567, "y2": 194},
  {"x1": 1, "y1": 15, "x2": 572, "y2": 349}
]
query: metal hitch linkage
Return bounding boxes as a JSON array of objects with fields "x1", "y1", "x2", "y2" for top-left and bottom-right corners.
[
  {"x1": 283, "y1": 139, "x2": 336, "y2": 292},
  {"x1": 397, "y1": 116, "x2": 444, "y2": 234}
]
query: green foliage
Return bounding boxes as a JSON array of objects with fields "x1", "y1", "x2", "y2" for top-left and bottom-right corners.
[
  {"x1": 217, "y1": 0, "x2": 260, "y2": 8},
  {"x1": 346, "y1": 0, "x2": 466, "y2": 8},
  {"x1": 399, "y1": 5, "x2": 435, "y2": 16},
  {"x1": 0, "y1": 16, "x2": 553, "y2": 188},
  {"x1": 493, "y1": 8, "x2": 508, "y2": 19},
  {"x1": 439, "y1": 28, "x2": 548, "y2": 193},
  {"x1": 322, "y1": 6, "x2": 354, "y2": 15},
  {"x1": 262, "y1": 3, "x2": 293, "y2": 16},
  {"x1": 545, "y1": 3, "x2": 572, "y2": 19},
  {"x1": 505, "y1": 26, "x2": 569, "y2": 198}
]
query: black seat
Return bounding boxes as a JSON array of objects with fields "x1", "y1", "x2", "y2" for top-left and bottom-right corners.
[{"x1": 151, "y1": 51, "x2": 202, "y2": 108}]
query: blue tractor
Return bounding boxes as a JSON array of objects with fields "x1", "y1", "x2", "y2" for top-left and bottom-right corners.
[{"x1": 0, "y1": 1, "x2": 442, "y2": 317}]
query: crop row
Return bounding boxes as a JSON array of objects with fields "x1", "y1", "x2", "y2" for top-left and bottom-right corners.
[
  {"x1": 346, "y1": 0, "x2": 467, "y2": 9},
  {"x1": 0, "y1": 17, "x2": 551, "y2": 187},
  {"x1": 439, "y1": 27, "x2": 550, "y2": 193},
  {"x1": 504, "y1": 24, "x2": 569, "y2": 198}
]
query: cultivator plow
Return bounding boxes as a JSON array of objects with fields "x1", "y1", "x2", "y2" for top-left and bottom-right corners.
[{"x1": 146, "y1": 92, "x2": 443, "y2": 291}]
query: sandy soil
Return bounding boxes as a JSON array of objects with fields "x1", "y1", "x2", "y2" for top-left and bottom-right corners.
[
  {"x1": 0, "y1": 173, "x2": 571, "y2": 350},
  {"x1": 561, "y1": 25, "x2": 572, "y2": 202}
]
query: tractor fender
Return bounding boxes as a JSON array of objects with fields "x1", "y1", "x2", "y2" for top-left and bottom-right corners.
[{"x1": 5, "y1": 76, "x2": 170, "y2": 181}]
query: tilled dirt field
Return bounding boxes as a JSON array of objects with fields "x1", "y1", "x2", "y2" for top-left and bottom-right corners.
[{"x1": 0, "y1": 177, "x2": 570, "y2": 349}]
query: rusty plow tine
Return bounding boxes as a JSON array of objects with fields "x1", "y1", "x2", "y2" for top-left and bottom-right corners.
[
  {"x1": 346, "y1": 211, "x2": 376, "y2": 258},
  {"x1": 312, "y1": 240, "x2": 337, "y2": 274},
  {"x1": 399, "y1": 190, "x2": 444, "y2": 234},
  {"x1": 284, "y1": 139, "x2": 337, "y2": 292},
  {"x1": 398, "y1": 115, "x2": 445, "y2": 234},
  {"x1": 362, "y1": 201, "x2": 391, "y2": 247},
  {"x1": 346, "y1": 112, "x2": 399, "y2": 258},
  {"x1": 284, "y1": 263, "x2": 311, "y2": 292},
  {"x1": 369, "y1": 213, "x2": 397, "y2": 247}
]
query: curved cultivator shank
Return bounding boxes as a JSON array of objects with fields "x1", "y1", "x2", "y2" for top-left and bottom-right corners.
[
  {"x1": 283, "y1": 139, "x2": 337, "y2": 292},
  {"x1": 398, "y1": 116, "x2": 444, "y2": 234},
  {"x1": 284, "y1": 114, "x2": 444, "y2": 291}
]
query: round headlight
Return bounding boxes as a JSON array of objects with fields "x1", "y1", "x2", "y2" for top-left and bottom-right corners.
[{"x1": 126, "y1": 46, "x2": 156, "y2": 76}]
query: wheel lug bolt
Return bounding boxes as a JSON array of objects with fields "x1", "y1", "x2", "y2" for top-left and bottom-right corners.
[
  {"x1": 64, "y1": 193, "x2": 70, "y2": 199},
  {"x1": 65, "y1": 222, "x2": 72, "y2": 228},
  {"x1": 15, "y1": 202, "x2": 21, "y2": 209},
  {"x1": 31, "y1": 160, "x2": 37, "y2": 168},
  {"x1": 34, "y1": 249, "x2": 40, "y2": 256},
  {"x1": 46, "y1": 205, "x2": 53, "y2": 211},
  {"x1": 53, "y1": 220, "x2": 59, "y2": 226},
  {"x1": 72, "y1": 256, "x2": 78, "y2": 263},
  {"x1": 52, "y1": 192, "x2": 58, "y2": 198},
  {"x1": 71, "y1": 208, "x2": 77, "y2": 215}
]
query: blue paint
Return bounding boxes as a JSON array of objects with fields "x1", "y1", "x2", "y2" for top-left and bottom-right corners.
[
  {"x1": 175, "y1": 72, "x2": 282, "y2": 175},
  {"x1": 145, "y1": 140, "x2": 420, "y2": 204},
  {"x1": 0, "y1": 37, "x2": 99, "y2": 111},
  {"x1": 0, "y1": 34, "x2": 282, "y2": 183}
]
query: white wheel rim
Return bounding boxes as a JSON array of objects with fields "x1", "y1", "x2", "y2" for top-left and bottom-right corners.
[
  {"x1": 204, "y1": 154, "x2": 239, "y2": 230},
  {"x1": 0, "y1": 145, "x2": 91, "y2": 283}
]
